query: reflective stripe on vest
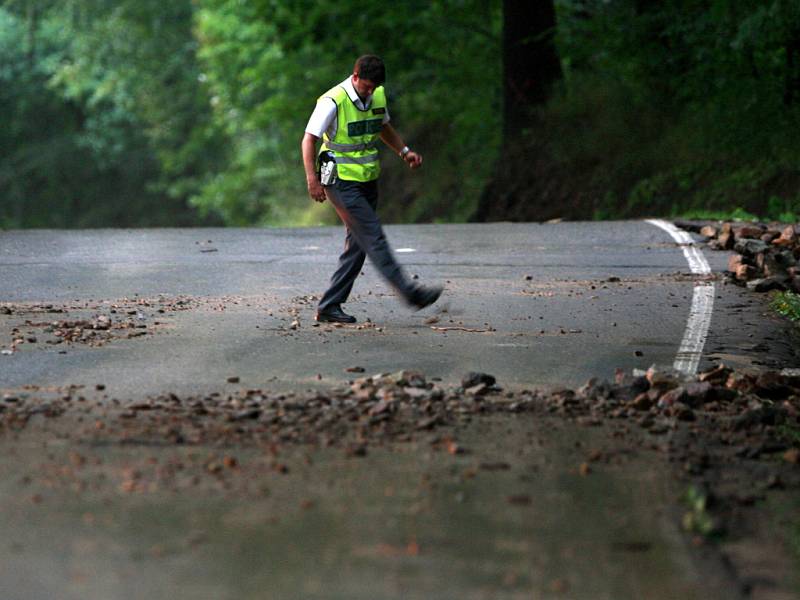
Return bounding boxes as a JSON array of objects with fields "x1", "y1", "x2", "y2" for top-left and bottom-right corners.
[
  {"x1": 318, "y1": 84, "x2": 386, "y2": 182},
  {"x1": 324, "y1": 140, "x2": 379, "y2": 152},
  {"x1": 335, "y1": 154, "x2": 380, "y2": 165}
]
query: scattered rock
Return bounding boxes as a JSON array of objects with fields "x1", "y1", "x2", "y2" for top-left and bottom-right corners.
[
  {"x1": 683, "y1": 219, "x2": 800, "y2": 292},
  {"x1": 506, "y1": 494, "x2": 532, "y2": 506},
  {"x1": 735, "y1": 225, "x2": 765, "y2": 240},
  {"x1": 465, "y1": 383, "x2": 489, "y2": 396},
  {"x1": 480, "y1": 461, "x2": 511, "y2": 471},
  {"x1": 783, "y1": 448, "x2": 800, "y2": 464},
  {"x1": 658, "y1": 386, "x2": 688, "y2": 409},
  {"x1": 700, "y1": 225, "x2": 718, "y2": 238},
  {"x1": 346, "y1": 443, "x2": 367, "y2": 457},
  {"x1": 631, "y1": 391, "x2": 656, "y2": 411},
  {"x1": 746, "y1": 277, "x2": 786, "y2": 293},
  {"x1": 461, "y1": 372, "x2": 496, "y2": 388}
]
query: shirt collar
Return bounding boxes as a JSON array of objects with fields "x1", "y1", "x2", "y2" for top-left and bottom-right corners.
[{"x1": 341, "y1": 76, "x2": 371, "y2": 110}]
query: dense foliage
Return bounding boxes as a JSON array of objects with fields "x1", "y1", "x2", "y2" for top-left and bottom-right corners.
[
  {"x1": 549, "y1": 0, "x2": 800, "y2": 220},
  {"x1": 1, "y1": 0, "x2": 797, "y2": 228},
  {"x1": 0, "y1": 0, "x2": 500, "y2": 227}
]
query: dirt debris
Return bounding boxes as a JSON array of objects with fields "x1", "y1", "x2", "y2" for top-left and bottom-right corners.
[
  {"x1": 2, "y1": 361, "x2": 798, "y2": 600},
  {"x1": 0, "y1": 296, "x2": 200, "y2": 354}
]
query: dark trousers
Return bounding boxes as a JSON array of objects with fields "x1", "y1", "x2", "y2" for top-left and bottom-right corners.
[{"x1": 318, "y1": 179, "x2": 414, "y2": 312}]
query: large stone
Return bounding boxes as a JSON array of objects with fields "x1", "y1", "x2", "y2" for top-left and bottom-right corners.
[
  {"x1": 755, "y1": 371, "x2": 794, "y2": 400},
  {"x1": 735, "y1": 225, "x2": 765, "y2": 240},
  {"x1": 700, "y1": 225, "x2": 718, "y2": 238},
  {"x1": 577, "y1": 378, "x2": 614, "y2": 400},
  {"x1": 718, "y1": 230, "x2": 734, "y2": 250},
  {"x1": 746, "y1": 277, "x2": 787, "y2": 292},
  {"x1": 683, "y1": 381, "x2": 712, "y2": 407},
  {"x1": 461, "y1": 371, "x2": 496, "y2": 389},
  {"x1": 772, "y1": 224, "x2": 797, "y2": 247},
  {"x1": 674, "y1": 220, "x2": 704, "y2": 233},
  {"x1": 646, "y1": 367, "x2": 678, "y2": 392},
  {"x1": 657, "y1": 386, "x2": 688, "y2": 409},
  {"x1": 734, "y1": 238, "x2": 769, "y2": 257},
  {"x1": 386, "y1": 370, "x2": 427, "y2": 388},
  {"x1": 735, "y1": 264, "x2": 757, "y2": 281},
  {"x1": 727, "y1": 254, "x2": 744, "y2": 273},
  {"x1": 774, "y1": 249, "x2": 796, "y2": 268},
  {"x1": 630, "y1": 375, "x2": 650, "y2": 395},
  {"x1": 726, "y1": 371, "x2": 756, "y2": 393},
  {"x1": 631, "y1": 389, "x2": 660, "y2": 410},
  {"x1": 755, "y1": 251, "x2": 786, "y2": 278},
  {"x1": 760, "y1": 232, "x2": 778, "y2": 244},
  {"x1": 698, "y1": 363, "x2": 732, "y2": 384}
]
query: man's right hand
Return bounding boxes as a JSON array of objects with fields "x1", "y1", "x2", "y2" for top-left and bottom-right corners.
[{"x1": 307, "y1": 176, "x2": 326, "y2": 202}]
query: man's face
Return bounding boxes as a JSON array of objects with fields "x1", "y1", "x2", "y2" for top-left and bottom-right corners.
[{"x1": 352, "y1": 74, "x2": 377, "y2": 99}]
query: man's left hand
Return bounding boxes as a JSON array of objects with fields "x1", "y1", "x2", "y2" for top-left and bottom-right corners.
[{"x1": 404, "y1": 151, "x2": 423, "y2": 169}]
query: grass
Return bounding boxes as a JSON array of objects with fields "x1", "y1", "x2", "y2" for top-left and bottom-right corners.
[
  {"x1": 676, "y1": 207, "x2": 759, "y2": 222},
  {"x1": 777, "y1": 423, "x2": 800, "y2": 447},
  {"x1": 768, "y1": 494, "x2": 800, "y2": 595},
  {"x1": 677, "y1": 204, "x2": 800, "y2": 224},
  {"x1": 771, "y1": 292, "x2": 800, "y2": 322},
  {"x1": 682, "y1": 485, "x2": 722, "y2": 538},
  {"x1": 790, "y1": 511, "x2": 800, "y2": 574}
]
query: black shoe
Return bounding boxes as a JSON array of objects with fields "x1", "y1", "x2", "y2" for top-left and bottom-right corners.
[
  {"x1": 315, "y1": 306, "x2": 357, "y2": 324},
  {"x1": 410, "y1": 285, "x2": 443, "y2": 310}
]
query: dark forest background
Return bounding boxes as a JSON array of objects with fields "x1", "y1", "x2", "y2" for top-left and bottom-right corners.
[{"x1": 1, "y1": 0, "x2": 799, "y2": 228}]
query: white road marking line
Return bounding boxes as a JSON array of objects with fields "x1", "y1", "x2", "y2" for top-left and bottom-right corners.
[
  {"x1": 646, "y1": 219, "x2": 715, "y2": 375},
  {"x1": 396, "y1": 248, "x2": 416, "y2": 253}
]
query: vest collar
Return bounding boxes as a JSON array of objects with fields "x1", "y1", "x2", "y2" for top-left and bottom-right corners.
[{"x1": 340, "y1": 76, "x2": 372, "y2": 110}]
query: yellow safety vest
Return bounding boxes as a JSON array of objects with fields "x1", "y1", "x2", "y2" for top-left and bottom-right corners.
[{"x1": 319, "y1": 84, "x2": 387, "y2": 182}]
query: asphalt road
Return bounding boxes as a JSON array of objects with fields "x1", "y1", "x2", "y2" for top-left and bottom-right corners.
[
  {"x1": 0, "y1": 221, "x2": 793, "y2": 396},
  {"x1": 0, "y1": 222, "x2": 797, "y2": 600}
]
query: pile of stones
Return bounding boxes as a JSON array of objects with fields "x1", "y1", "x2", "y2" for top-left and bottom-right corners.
[
  {"x1": 0, "y1": 371, "x2": 534, "y2": 451},
  {"x1": 570, "y1": 364, "x2": 799, "y2": 435},
  {"x1": 3, "y1": 365, "x2": 798, "y2": 468},
  {"x1": 677, "y1": 220, "x2": 800, "y2": 293}
]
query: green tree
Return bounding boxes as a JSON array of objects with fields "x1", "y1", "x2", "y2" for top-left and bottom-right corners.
[
  {"x1": 0, "y1": 0, "x2": 222, "y2": 228},
  {"x1": 193, "y1": 0, "x2": 503, "y2": 224},
  {"x1": 474, "y1": 0, "x2": 800, "y2": 221}
]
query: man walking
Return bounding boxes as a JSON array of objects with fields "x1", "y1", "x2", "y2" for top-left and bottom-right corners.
[{"x1": 301, "y1": 55, "x2": 442, "y2": 324}]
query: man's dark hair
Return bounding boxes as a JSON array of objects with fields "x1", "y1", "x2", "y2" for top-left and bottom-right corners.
[{"x1": 354, "y1": 55, "x2": 385, "y2": 85}]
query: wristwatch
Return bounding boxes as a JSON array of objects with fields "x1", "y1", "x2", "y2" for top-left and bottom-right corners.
[{"x1": 399, "y1": 146, "x2": 410, "y2": 158}]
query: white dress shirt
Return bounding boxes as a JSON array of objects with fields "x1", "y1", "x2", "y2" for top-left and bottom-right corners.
[{"x1": 305, "y1": 76, "x2": 391, "y2": 140}]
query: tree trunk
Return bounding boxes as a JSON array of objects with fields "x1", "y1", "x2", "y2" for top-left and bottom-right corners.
[
  {"x1": 472, "y1": 0, "x2": 564, "y2": 222},
  {"x1": 502, "y1": 0, "x2": 562, "y2": 139},
  {"x1": 784, "y1": 26, "x2": 800, "y2": 106}
]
